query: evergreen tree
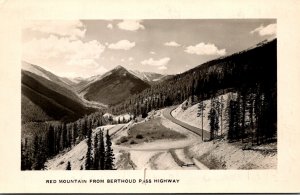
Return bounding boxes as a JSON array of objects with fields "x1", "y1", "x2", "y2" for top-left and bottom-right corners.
[
  {"x1": 93, "y1": 133, "x2": 99, "y2": 170},
  {"x1": 46, "y1": 125, "x2": 55, "y2": 157},
  {"x1": 208, "y1": 108, "x2": 218, "y2": 140},
  {"x1": 220, "y1": 96, "x2": 225, "y2": 136},
  {"x1": 62, "y1": 123, "x2": 67, "y2": 149},
  {"x1": 99, "y1": 129, "x2": 105, "y2": 170},
  {"x1": 66, "y1": 161, "x2": 71, "y2": 170},
  {"x1": 31, "y1": 135, "x2": 47, "y2": 170},
  {"x1": 191, "y1": 79, "x2": 195, "y2": 103},
  {"x1": 213, "y1": 97, "x2": 221, "y2": 137},
  {"x1": 85, "y1": 128, "x2": 92, "y2": 170},
  {"x1": 208, "y1": 99, "x2": 219, "y2": 140},
  {"x1": 104, "y1": 130, "x2": 115, "y2": 170},
  {"x1": 72, "y1": 123, "x2": 78, "y2": 146},
  {"x1": 227, "y1": 100, "x2": 237, "y2": 142},
  {"x1": 21, "y1": 138, "x2": 31, "y2": 170},
  {"x1": 197, "y1": 99, "x2": 206, "y2": 141}
]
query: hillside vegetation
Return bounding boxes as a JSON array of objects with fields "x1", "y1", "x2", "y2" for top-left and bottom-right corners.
[
  {"x1": 80, "y1": 66, "x2": 150, "y2": 106},
  {"x1": 22, "y1": 70, "x2": 96, "y2": 122},
  {"x1": 111, "y1": 39, "x2": 277, "y2": 145}
]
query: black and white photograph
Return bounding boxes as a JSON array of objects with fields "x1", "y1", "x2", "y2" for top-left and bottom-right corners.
[
  {"x1": 2, "y1": 0, "x2": 300, "y2": 193},
  {"x1": 21, "y1": 19, "x2": 277, "y2": 170}
]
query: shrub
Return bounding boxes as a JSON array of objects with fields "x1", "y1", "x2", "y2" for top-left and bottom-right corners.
[
  {"x1": 130, "y1": 140, "x2": 137, "y2": 144},
  {"x1": 136, "y1": 134, "x2": 143, "y2": 139},
  {"x1": 119, "y1": 136, "x2": 128, "y2": 143}
]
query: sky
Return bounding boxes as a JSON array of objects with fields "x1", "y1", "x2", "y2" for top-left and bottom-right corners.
[{"x1": 22, "y1": 19, "x2": 276, "y2": 78}]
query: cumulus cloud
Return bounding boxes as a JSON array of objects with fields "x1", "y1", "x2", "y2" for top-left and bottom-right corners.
[
  {"x1": 185, "y1": 42, "x2": 226, "y2": 56},
  {"x1": 250, "y1": 23, "x2": 277, "y2": 36},
  {"x1": 150, "y1": 51, "x2": 156, "y2": 54},
  {"x1": 108, "y1": 40, "x2": 136, "y2": 50},
  {"x1": 23, "y1": 20, "x2": 86, "y2": 39},
  {"x1": 117, "y1": 20, "x2": 145, "y2": 31},
  {"x1": 22, "y1": 35, "x2": 105, "y2": 76},
  {"x1": 141, "y1": 57, "x2": 170, "y2": 70},
  {"x1": 164, "y1": 41, "x2": 181, "y2": 47},
  {"x1": 107, "y1": 23, "x2": 113, "y2": 29}
]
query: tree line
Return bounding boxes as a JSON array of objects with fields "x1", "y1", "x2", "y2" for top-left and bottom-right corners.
[
  {"x1": 21, "y1": 111, "x2": 110, "y2": 170},
  {"x1": 109, "y1": 39, "x2": 277, "y2": 145},
  {"x1": 84, "y1": 128, "x2": 115, "y2": 170}
]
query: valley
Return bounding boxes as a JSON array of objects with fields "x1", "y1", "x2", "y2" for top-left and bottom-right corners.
[{"x1": 21, "y1": 39, "x2": 277, "y2": 170}]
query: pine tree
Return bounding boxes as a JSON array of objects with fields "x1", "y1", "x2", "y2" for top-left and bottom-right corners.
[
  {"x1": 85, "y1": 128, "x2": 92, "y2": 170},
  {"x1": 208, "y1": 99, "x2": 219, "y2": 140},
  {"x1": 99, "y1": 129, "x2": 105, "y2": 170},
  {"x1": 213, "y1": 97, "x2": 221, "y2": 137},
  {"x1": 93, "y1": 133, "x2": 99, "y2": 170},
  {"x1": 72, "y1": 123, "x2": 78, "y2": 146},
  {"x1": 197, "y1": 99, "x2": 206, "y2": 141},
  {"x1": 220, "y1": 96, "x2": 225, "y2": 136},
  {"x1": 31, "y1": 135, "x2": 47, "y2": 170},
  {"x1": 104, "y1": 130, "x2": 115, "y2": 170},
  {"x1": 62, "y1": 123, "x2": 67, "y2": 149},
  {"x1": 21, "y1": 138, "x2": 31, "y2": 170},
  {"x1": 227, "y1": 100, "x2": 237, "y2": 142},
  {"x1": 191, "y1": 79, "x2": 195, "y2": 103},
  {"x1": 46, "y1": 125, "x2": 55, "y2": 157},
  {"x1": 66, "y1": 161, "x2": 71, "y2": 170},
  {"x1": 31, "y1": 135, "x2": 40, "y2": 170},
  {"x1": 208, "y1": 108, "x2": 218, "y2": 140}
]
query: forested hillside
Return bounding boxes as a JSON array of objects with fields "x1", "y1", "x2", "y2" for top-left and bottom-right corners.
[
  {"x1": 110, "y1": 39, "x2": 277, "y2": 145},
  {"x1": 22, "y1": 70, "x2": 97, "y2": 122}
]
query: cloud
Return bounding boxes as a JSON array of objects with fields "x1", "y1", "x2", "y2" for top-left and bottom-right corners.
[
  {"x1": 95, "y1": 66, "x2": 108, "y2": 74},
  {"x1": 250, "y1": 23, "x2": 277, "y2": 36},
  {"x1": 108, "y1": 40, "x2": 136, "y2": 50},
  {"x1": 158, "y1": 66, "x2": 167, "y2": 70},
  {"x1": 107, "y1": 23, "x2": 113, "y2": 29},
  {"x1": 164, "y1": 41, "x2": 181, "y2": 47},
  {"x1": 22, "y1": 35, "x2": 105, "y2": 77},
  {"x1": 23, "y1": 20, "x2": 86, "y2": 39},
  {"x1": 128, "y1": 57, "x2": 134, "y2": 61},
  {"x1": 117, "y1": 20, "x2": 145, "y2": 31},
  {"x1": 141, "y1": 57, "x2": 170, "y2": 70},
  {"x1": 150, "y1": 51, "x2": 156, "y2": 54},
  {"x1": 185, "y1": 42, "x2": 226, "y2": 56}
]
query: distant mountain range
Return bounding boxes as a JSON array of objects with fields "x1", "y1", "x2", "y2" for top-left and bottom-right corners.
[
  {"x1": 21, "y1": 63, "x2": 98, "y2": 122},
  {"x1": 21, "y1": 62, "x2": 169, "y2": 122}
]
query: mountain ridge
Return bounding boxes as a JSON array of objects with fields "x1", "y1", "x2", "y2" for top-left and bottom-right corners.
[{"x1": 78, "y1": 65, "x2": 151, "y2": 106}]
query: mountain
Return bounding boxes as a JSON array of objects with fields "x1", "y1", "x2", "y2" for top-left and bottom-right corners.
[
  {"x1": 22, "y1": 61, "x2": 75, "y2": 90},
  {"x1": 128, "y1": 70, "x2": 168, "y2": 84},
  {"x1": 21, "y1": 63, "x2": 97, "y2": 122},
  {"x1": 110, "y1": 39, "x2": 277, "y2": 116},
  {"x1": 79, "y1": 65, "x2": 151, "y2": 106}
]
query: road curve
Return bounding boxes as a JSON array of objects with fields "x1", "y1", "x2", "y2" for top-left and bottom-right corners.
[{"x1": 162, "y1": 106, "x2": 211, "y2": 140}]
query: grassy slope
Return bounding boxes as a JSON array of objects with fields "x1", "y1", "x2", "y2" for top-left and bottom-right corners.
[
  {"x1": 115, "y1": 118, "x2": 186, "y2": 145},
  {"x1": 22, "y1": 70, "x2": 96, "y2": 122}
]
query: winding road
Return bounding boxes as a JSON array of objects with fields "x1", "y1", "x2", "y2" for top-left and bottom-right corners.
[{"x1": 162, "y1": 106, "x2": 211, "y2": 140}]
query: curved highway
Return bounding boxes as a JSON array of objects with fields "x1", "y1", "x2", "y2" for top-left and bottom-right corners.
[{"x1": 162, "y1": 106, "x2": 211, "y2": 140}]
